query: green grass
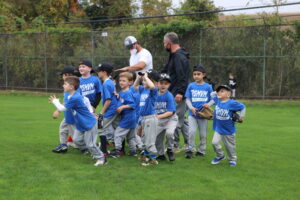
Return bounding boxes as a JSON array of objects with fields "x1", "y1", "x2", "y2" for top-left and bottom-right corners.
[{"x1": 0, "y1": 92, "x2": 300, "y2": 200}]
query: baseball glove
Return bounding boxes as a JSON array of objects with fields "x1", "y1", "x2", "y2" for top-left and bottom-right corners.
[
  {"x1": 232, "y1": 112, "x2": 243, "y2": 123},
  {"x1": 197, "y1": 107, "x2": 214, "y2": 120}
]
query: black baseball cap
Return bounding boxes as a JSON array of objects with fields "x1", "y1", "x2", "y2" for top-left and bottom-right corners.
[
  {"x1": 193, "y1": 65, "x2": 206, "y2": 73},
  {"x1": 147, "y1": 69, "x2": 160, "y2": 82},
  {"x1": 59, "y1": 66, "x2": 75, "y2": 75},
  {"x1": 216, "y1": 85, "x2": 232, "y2": 92},
  {"x1": 79, "y1": 59, "x2": 93, "y2": 68},
  {"x1": 159, "y1": 73, "x2": 171, "y2": 83},
  {"x1": 95, "y1": 63, "x2": 113, "y2": 74}
]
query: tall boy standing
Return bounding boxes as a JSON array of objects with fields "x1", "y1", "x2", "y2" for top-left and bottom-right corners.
[{"x1": 50, "y1": 76, "x2": 107, "y2": 166}]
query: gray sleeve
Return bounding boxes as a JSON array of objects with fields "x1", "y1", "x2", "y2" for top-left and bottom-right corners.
[
  {"x1": 240, "y1": 107, "x2": 246, "y2": 118},
  {"x1": 185, "y1": 98, "x2": 194, "y2": 110},
  {"x1": 207, "y1": 100, "x2": 215, "y2": 106}
]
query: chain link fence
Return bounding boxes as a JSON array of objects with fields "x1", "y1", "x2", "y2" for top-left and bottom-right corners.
[{"x1": 0, "y1": 24, "x2": 299, "y2": 98}]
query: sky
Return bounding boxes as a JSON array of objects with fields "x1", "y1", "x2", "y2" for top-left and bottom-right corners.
[{"x1": 173, "y1": 0, "x2": 300, "y2": 14}]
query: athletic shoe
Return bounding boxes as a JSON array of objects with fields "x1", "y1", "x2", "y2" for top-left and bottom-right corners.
[
  {"x1": 211, "y1": 155, "x2": 226, "y2": 165},
  {"x1": 110, "y1": 149, "x2": 122, "y2": 158},
  {"x1": 156, "y1": 155, "x2": 167, "y2": 161},
  {"x1": 195, "y1": 152, "x2": 205, "y2": 157},
  {"x1": 129, "y1": 151, "x2": 137, "y2": 157},
  {"x1": 185, "y1": 151, "x2": 193, "y2": 159},
  {"x1": 140, "y1": 159, "x2": 158, "y2": 166},
  {"x1": 52, "y1": 144, "x2": 68, "y2": 153},
  {"x1": 166, "y1": 149, "x2": 175, "y2": 161},
  {"x1": 229, "y1": 161, "x2": 237, "y2": 167},
  {"x1": 94, "y1": 158, "x2": 108, "y2": 166}
]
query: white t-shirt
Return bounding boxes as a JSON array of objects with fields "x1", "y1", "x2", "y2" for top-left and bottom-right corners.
[{"x1": 129, "y1": 48, "x2": 153, "y2": 73}]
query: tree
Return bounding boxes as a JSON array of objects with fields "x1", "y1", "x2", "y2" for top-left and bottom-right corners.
[
  {"x1": 141, "y1": 0, "x2": 172, "y2": 24},
  {"x1": 178, "y1": 0, "x2": 218, "y2": 22}
]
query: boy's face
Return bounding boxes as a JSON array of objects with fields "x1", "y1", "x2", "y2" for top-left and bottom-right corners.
[
  {"x1": 217, "y1": 88, "x2": 231, "y2": 100},
  {"x1": 193, "y1": 71, "x2": 205, "y2": 82},
  {"x1": 119, "y1": 77, "x2": 130, "y2": 89},
  {"x1": 79, "y1": 64, "x2": 91, "y2": 76},
  {"x1": 63, "y1": 82, "x2": 74, "y2": 93},
  {"x1": 158, "y1": 80, "x2": 170, "y2": 93},
  {"x1": 97, "y1": 71, "x2": 105, "y2": 79}
]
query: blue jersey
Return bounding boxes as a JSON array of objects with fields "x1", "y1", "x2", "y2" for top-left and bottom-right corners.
[
  {"x1": 102, "y1": 78, "x2": 118, "y2": 118},
  {"x1": 185, "y1": 82, "x2": 213, "y2": 118},
  {"x1": 213, "y1": 97, "x2": 245, "y2": 135},
  {"x1": 64, "y1": 92, "x2": 96, "y2": 132},
  {"x1": 130, "y1": 86, "x2": 140, "y2": 124},
  {"x1": 63, "y1": 92, "x2": 75, "y2": 125},
  {"x1": 139, "y1": 86, "x2": 158, "y2": 117},
  {"x1": 155, "y1": 91, "x2": 176, "y2": 114},
  {"x1": 79, "y1": 75, "x2": 102, "y2": 106},
  {"x1": 118, "y1": 89, "x2": 136, "y2": 129}
]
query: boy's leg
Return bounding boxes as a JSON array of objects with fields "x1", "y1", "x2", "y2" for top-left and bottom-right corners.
[
  {"x1": 114, "y1": 126, "x2": 129, "y2": 150},
  {"x1": 73, "y1": 129, "x2": 86, "y2": 150},
  {"x1": 197, "y1": 118, "x2": 208, "y2": 154},
  {"x1": 212, "y1": 132, "x2": 224, "y2": 158},
  {"x1": 59, "y1": 119, "x2": 69, "y2": 144},
  {"x1": 142, "y1": 116, "x2": 158, "y2": 157},
  {"x1": 165, "y1": 114, "x2": 178, "y2": 151},
  {"x1": 126, "y1": 128, "x2": 137, "y2": 153},
  {"x1": 134, "y1": 126, "x2": 144, "y2": 150},
  {"x1": 187, "y1": 116, "x2": 197, "y2": 152},
  {"x1": 174, "y1": 102, "x2": 189, "y2": 148},
  {"x1": 98, "y1": 116, "x2": 118, "y2": 154},
  {"x1": 155, "y1": 131, "x2": 165, "y2": 156},
  {"x1": 222, "y1": 134, "x2": 237, "y2": 162},
  {"x1": 84, "y1": 125, "x2": 104, "y2": 160}
]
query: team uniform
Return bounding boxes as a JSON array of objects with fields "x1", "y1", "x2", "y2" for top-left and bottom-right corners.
[
  {"x1": 129, "y1": 48, "x2": 153, "y2": 74},
  {"x1": 185, "y1": 82, "x2": 213, "y2": 155},
  {"x1": 211, "y1": 97, "x2": 245, "y2": 165},
  {"x1": 61, "y1": 91, "x2": 105, "y2": 161},
  {"x1": 79, "y1": 75, "x2": 102, "y2": 108},
  {"x1": 155, "y1": 91, "x2": 178, "y2": 156},
  {"x1": 138, "y1": 86, "x2": 158, "y2": 159},
  {"x1": 113, "y1": 89, "x2": 137, "y2": 155}
]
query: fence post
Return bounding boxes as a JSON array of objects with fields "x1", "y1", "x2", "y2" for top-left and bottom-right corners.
[
  {"x1": 4, "y1": 34, "x2": 8, "y2": 89},
  {"x1": 91, "y1": 31, "x2": 95, "y2": 66},
  {"x1": 262, "y1": 25, "x2": 267, "y2": 99},
  {"x1": 198, "y1": 28, "x2": 203, "y2": 64},
  {"x1": 44, "y1": 31, "x2": 48, "y2": 92}
]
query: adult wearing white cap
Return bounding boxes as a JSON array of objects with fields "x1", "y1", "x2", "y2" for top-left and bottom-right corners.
[{"x1": 115, "y1": 36, "x2": 153, "y2": 74}]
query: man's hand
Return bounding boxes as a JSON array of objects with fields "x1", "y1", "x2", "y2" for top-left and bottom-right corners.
[
  {"x1": 115, "y1": 66, "x2": 129, "y2": 72},
  {"x1": 175, "y1": 94, "x2": 183, "y2": 103},
  {"x1": 52, "y1": 110, "x2": 60, "y2": 119}
]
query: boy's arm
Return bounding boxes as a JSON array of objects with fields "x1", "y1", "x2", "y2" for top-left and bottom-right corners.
[
  {"x1": 52, "y1": 110, "x2": 60, "y2": 119},
  {"x1": 100, "y1": 99, "x2": 111, "y2": 115},
  {"x1": 134, "y1": 75, "x2": 141, "y2": 91},
  {"x1": 143, "y1": 73, "x2": 155, "y2": 90},
  {"x1": 186, "y1": 98, "x2": 196, "y2": 115},
  {"x1": 156, "y1": 111, "x2": 173, "y2": 119},
  {"x1": 239, "y1": 107, "x2": 246, "y2": 121},
  {"x1": 116, "y1": 105, "x2": 132, "y2": 113},
  {"x1": 49, "y1": 96, "x2": 67, "y2": 112}
]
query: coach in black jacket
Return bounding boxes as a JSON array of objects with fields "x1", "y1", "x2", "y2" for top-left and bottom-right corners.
[{"x1": 162, "y1": 32, "x2": 190, "y2": 154}]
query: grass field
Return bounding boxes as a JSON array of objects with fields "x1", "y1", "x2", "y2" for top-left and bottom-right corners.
[{"x1": 0, "y1": 91, "x2": 300, "y2": 200}]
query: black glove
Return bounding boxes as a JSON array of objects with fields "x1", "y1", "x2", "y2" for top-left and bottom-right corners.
[
  {"x1": 232, "y1": 112, "x2": 242, "y2": 123},
  {"x1": 98, "y1": 113, "x2": 104, "y2": 129}
]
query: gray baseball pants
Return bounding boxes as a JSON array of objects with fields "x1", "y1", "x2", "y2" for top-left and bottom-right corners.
[
  {"x1": 98, "y1": 114, "x2": 120, "y2": 137},
  {"x1": 174, "y1": 101, "x2": 189, "y2": 148},
  {"x1": 114, "y1": 126, "x2": 136, "y2": 152},
  {"x1": 141, "y1": 115, "x2": 158, "y2": 155},
  {"x1": 187, "y1": 116, "x2": 208, "y2": 153},
  {"x1": 59, "y1": 118, "x2": 75, "y2": 144},
  {"x1": 212, "y1": 132, "x2": 237, "y2": 162},
  {"x1": 73, "y1": 124, "x2": 104, "y2": 160},
  {"x1": 134, "y1": 126, "x2": 144, "y2": 149},
  {"x1": 155, "y1": 114, "x2": 178, "y2": 155}
]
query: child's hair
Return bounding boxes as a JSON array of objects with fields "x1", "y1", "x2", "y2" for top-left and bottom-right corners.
[
  {"x1": 119, "y1": 72, "x2": 133, "y2": 81},
  {"x1": 64, "y1": 76, "x2": 80, "y2": 90}
]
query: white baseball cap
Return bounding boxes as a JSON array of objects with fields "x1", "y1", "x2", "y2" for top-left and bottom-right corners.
[{"x1": 124, "y1": 36, "x2": 137, "y2": 49}]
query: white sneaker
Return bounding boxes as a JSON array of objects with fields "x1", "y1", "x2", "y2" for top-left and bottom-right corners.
[{"x1": 94, "y1": 158, "x2": 107, "y2": 166}]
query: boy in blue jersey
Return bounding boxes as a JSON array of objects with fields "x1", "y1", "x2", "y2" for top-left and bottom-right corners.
[
  {"x1": 79, "y1": 59, "x2": 102, "y2": 112},
  {"x1": 155, "y1": 73, "x2": 178, "y2": 162},
  {"x1": 50, "y1": 76, "x2": 107, "y2": 166},
  {"x1": 52, "y1": 66, "x2": 76, "y2": 153},
  {"x1": 134, "y1": 70, "x2": 160, "y2": 166},
  {"x1": 204, "y1": 85, "x2": 245, "y2": 167},
  {"x1": 110, "y1": 72, "x2": 137, "y2": 157},
  {"x1": 95, "y1": 63, "x2": 119, "y2": 157},
  {"x1": 185, "y1": 65, "x2": 213, "y2": 159}
]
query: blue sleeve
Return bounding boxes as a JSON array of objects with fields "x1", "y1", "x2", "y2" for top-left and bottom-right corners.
[
  {"x1": 230, "y1": 101, "x2": 245, "y2": 111},
  {"x1": 138, "y1": 85, "x2": 144, "y2": 94},
  {"x1": 167, "y1": 93, "x2": 176, "y2": 112},
  {"x1": 150, "y1": 88, "x2": 158, "y2": 101},
  {"x1": 185, "y1": 84, "x2": 192, "y2": 98},
  {"x1": 123, "y1": 92, "x2": 136, "y2": 109},
  {"x1": 64, "y1": 96, "x2": 78, "y2": 110},
  {"x1": 103, "y1": 83, "x2": 113, "y2": 101},
  {"x1": 213, "y1": 96, "x2": 219, "y2": 104},
  {"x1": 207, "y1": 84, "x2": 213, "y2": 102}
]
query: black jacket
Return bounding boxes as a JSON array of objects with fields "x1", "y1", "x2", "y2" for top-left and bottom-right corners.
[{"x1": 162, "y1": 48, "x2": 190, "y2": 96}]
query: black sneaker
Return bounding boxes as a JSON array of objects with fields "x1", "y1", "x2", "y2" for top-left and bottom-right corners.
[
  {"x1": 167, "y1": 149, "x2": 175, "y2": 161},
  {"x1": 157, "y1": 155, "x2": 167, "y2": 161},
  {"x1": 52, "y1": 144, "x2": 68, "y2": 153},
  {"x1": 185, "y1": 151, "x2": 193, "y2": 159},
  {"x1": 110, "y1": 149, "x2": 122, "y2": 158},
  {"x1": 195, "y1": 151, "x2": 205, "y2": 157}
]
